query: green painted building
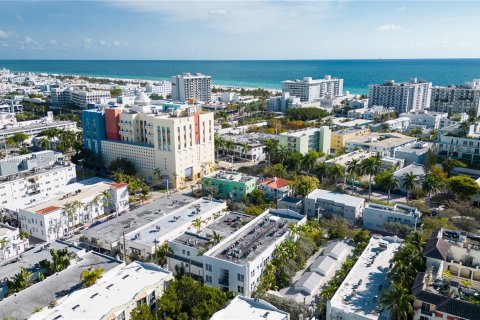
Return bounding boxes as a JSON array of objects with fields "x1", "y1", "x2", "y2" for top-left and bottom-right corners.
[
  {"x1": 202, "y1": 171, "x2": 257, "y2": 201},
  {"x1": 279, "y1": 126, "x2": 331, "y2": 155}
]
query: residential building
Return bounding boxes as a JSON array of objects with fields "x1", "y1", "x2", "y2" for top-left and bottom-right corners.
[
  {"x1": 0, "y1": 151, "x2": 76, "y2": 214},
  {"x1": 474, "y1": 177, "x2": 480, "y2": 207},
  {"x1": 330, "y1": 117, "x2": 373, "y2": 129},
  {"x1": 0, "y1": 251, "x2": 123, "y2": 320},
  {"x1": 202, "y1": 209, "x2": 306, "y2": 297},
  {"x1": 167, "y1": 211, "x2": 254, "y2": 280},
  {"x1": 30, "y1": 261, "x2": 173, "y2": 320},
  {"x1": 347, "y1": 105, "x2": 395, "y2": 121},
  {"x1": 282, "y1": 75, "x2": 343, "y2": 102},
  {"x1": 325, "y1": 150, "x2": 404, "y2": 171},
  {"x1": 368, "y1": 78, "x2": 432, "y2": 113},
  {"x1": 258, "y1": 177, "x2": 291, "y2": 200},
  {"x1": 51, "y1": 87, "x2": 111, "y2": 108},
  {"x1": 412, "y1": 228, "x2": 480, "y2": 320},
  {"x1": 145, "y1": 80, "x2": 172, "y2": 96},
  {"x1": 268, "y1": 92, "x2": 301, "y2": 113},
  {"x1": 211, "y1": 295, "x2": 290, "y2": 320},
  {"x1": 219, "y1": 132, "x2": 272, "y2": 162},
  {"x1": 393, "y1": 164, "x2": 426, "y2": 193},
  {"x1": 330, "y1": 127, "x2": 371, "y2": 152},
  {"x1": 304, "y1": 189, "x2": 365, "y2": 222},
  {"x1": 400, "y1": 110, "x2": 449, "y2": 129},
  {"x1": 18, "y1": 177, "x2": 129, "y2": 241},
  {"x1": 430, "y1": 80, "x2": 480, "y2": 116},
  {"x1": 276, "y1": 196, "x2": 303, "y2": 214},
  {"x1": 327, "y1": 236, "x2": 403, "y2": 320},
  {"x1": 202, "y1": 171, "x2": 257, "y2": 201},
  {"x1": 82, "y1": 93, "x2": 215, "y2": 185},
  {"x1": 279, "y1": 126, "x2": 331, "y2": 155},
  {"x1": 439, "y1": 113, "x2": 469, "y2": 128},
  {"x1": 363, "y1": 202, "x2": 421, "y2": 233},
  {"x1": 345, "y1": 132, "x2": 417, "y2": 157},
  {"x1": 394, "y1": 142, "x2": 433, "y2": 165},
  {"x1": 81, "y1": 194, "x2": 196, "y2": 255},
  {"x1": 0, "y1": 112, "x2": 76, "y2": 139},
  {"x1": 371, "y1": 116, "x2": 411, "y2": 132},
  {"x1": 171, "y1": 73, "x2": 212, "y2": 102},
  {"x1": 436, "y1": 132, "x2": 480, "y2": 164},
  {"x1": 0, "y1": 224, "x2": 29, "y2": 261}
]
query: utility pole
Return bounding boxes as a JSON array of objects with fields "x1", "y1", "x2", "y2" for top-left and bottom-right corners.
[{"x1": 122, "y1": 230, "x2": 127, "y2": 263}]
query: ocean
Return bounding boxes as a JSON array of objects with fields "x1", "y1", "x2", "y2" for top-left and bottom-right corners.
[{"x1": 1, "y1": 59, "x2": 480, "y2": 94}]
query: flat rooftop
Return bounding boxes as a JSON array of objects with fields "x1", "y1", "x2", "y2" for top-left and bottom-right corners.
[
  {"x1": 29, "y1": 262, "x2": 172, "y2": 320},
  {"x1": 331, "y1": 119, "x2": 372, "y2": 129},
  {"x1": 82, "y1": 193, "x2": 196, "y2": 244},
  {"x1": 0, "y1": 120, "x2": 76, "y2": 136},
  {"x1": 0, "y1": 251, "x2": 123, "y2": 320},
  {"x1": 393, "y1": 164, "x2": 426, "y2": 178},
  {"x1": 205, "y1": 171, "x2": 256, "y2": 183},
  {"x1": 280, "y1": 127, "x2": 320, "y2": 138},
  {"x1": 25, "y1": 177, "x2": 115, "y2": 213},
  {"x1": 366, "y1": 202, "x2": 420, "y2": 217},
  {"x1": 171, "y1": 212, "x2": 254, "y2": 250},
  {"x1": 395, "y1": 142, "x2": 433, "y2": 154},
  {"x1": 0, "y1": 161, "x2": 74, "y2": 183},
  {"x1": 127, "y1": 198, "x2": 226, "y2": 248},
  {"x1": 306, "y1": 189, "x2": 364, "y2": 207},
  {"x1": 207, "y1": 209, "x2": 304, "y2": 265},
  {"x1": 211, "y1": 296, "x2": 289, "y2": 320},
  {"x1": 347, "y1": 132, "x2": 416, "y2": 148},
  {"x1": 0, "y1": 240, "x2": 85, "y2": 295},
  {"x1": 329, "y1": 236, "x2": 402, "y2": 319},
  {"x1": 325, "y1": 150, "x2": 376, "y2": 167}
]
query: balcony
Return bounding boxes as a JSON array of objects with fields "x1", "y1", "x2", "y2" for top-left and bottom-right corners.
[
  {"x1": 218, "y1": 276, "x2": 229, "y2": 287},
  {"x1": 420, "y1": 309, "x2": 434, "y2": 317}
]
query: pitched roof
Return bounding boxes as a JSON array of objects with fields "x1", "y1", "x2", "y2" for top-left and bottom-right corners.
[
  {"x1": 36, "y1": 205, "x2": 62, "y2": 214},
  {"x1": 423, "y1": 236, "x2": 449, "y2": 261},
  {"x1": 111, "y1": 182, "x2": 128, "y2": 189},
  {"x1": 260, "y1": 178, "x2": 290, "y2": 189}
]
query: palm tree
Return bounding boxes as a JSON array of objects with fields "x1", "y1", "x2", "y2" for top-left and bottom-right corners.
[
  {"x1": 315, "y1": 162, "x2": 327, "y2": 183},
  {"x1": 7, "y1": 267, "x2": 32, "y2": 295},
  {"x1": 209, "y1": 231, "x2": 225, "y2": 246},
  {"x1": 153, "y1": 167, "x2": 163, "y2": 181},
  {"x1": 346, "y1": 159, "x2": 363, "y2": 193},
  {"x1": 264, "y1": 139, "x2": 278, "y2": 165},
  {"x1": 402, "y1": 172, "x2": 418, "y2": 203},
  {"x1": 301, "y1": 151, "x2": 317, "y2": 173},
  {"x1": 459, "y1": 120, "x2": 470, "y2": 137},
  {"x1": 240, "y1": 142, "x2": 249, "y2": 161},
  {"x1": 380, "y1": 283, "x2": 414, "y2": 320},
  {"x1": 153, "y1": 242, "x2": 172, "y2": 265},
  {"x1": 362, "y1": 156, "x2": 381, "y2": 200},
  {"x1": 100, "y1": 190, "x2": 113, "y2": 215},
  {"x1": 1, "y1": 237, "x2": 11, "y2": 250},
  {"x1": 224, "y1": 140, "x2": 235, "y2": 161},
  {"x1": 62, "y1": 202, "x2": 76, "y2": 231},
  {"x1": 286, "y1": 152, "x2": 303, "y2": 172},
  {"x1": 422, "y1": 174, "x2": 439, "y2": 206},
  {"x1": 71, "y1": 200, "x2": 84, "y2": 225},
  {"x1": 49, "y1": 248, "x2": 71, "y2": 273},
  {"x1": 214, "y1": 135, "x2": 225, "y2": 160},
  {"x1": 191, "y1": 218, "x2": 204, "y2": 233},
  {"x1": 276, "y1": 145, "x2": 290, "y2": 164},
  {"x1": 39, "y1": 137, "x2": 50, "y2": 150},
  {"x1": 382, "y1": 171, "x2": 398, "y2": 203},
  {"x1": 328, "y1": 163, "x2": 345, "y2": 186},
  {"x1": 80, "y1": 268, "x2": 104, "y2": 287}
]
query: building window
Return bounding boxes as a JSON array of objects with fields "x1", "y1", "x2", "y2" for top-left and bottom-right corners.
[
  {"x1": 205, "y1": 264, "x2": 212, "y2": 272},
  {"x1": 116, "y1": 311, "x2": 125, "y2": 320},
  {"x1": 237, "y1": 286, "x2": 244, "y2": 294},
  {"x1": 206, "y1": 275, "x2": 212, "y2": 283},
  {"x1": 237, "y1": 274, "x2": 244, "y2": 282}
]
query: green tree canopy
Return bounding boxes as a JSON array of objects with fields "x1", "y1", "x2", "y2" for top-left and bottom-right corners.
[
  {"x1": 447, "y1": 175, "x2": 480, "y2": 200},
  {"x1": 292, "y1": 175, "x2": 319, "y2": 197},
  {"x1": 109, "y1": 158, "x2": 137, "y2": 176}
]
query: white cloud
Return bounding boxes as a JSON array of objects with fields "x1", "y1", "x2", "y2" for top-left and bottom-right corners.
[
  {"x1": 83, "y1": 38, "x2": 93, "y2": 48},
  {"x1": 0, "y1": 30, "x2": 10, "y2": 40},
  {"x1": 113, "y1": 40, "x2": 121, "y2": 46},
  {"x1": 98, "y1": 40, "x2": 107, "y2": 46},
  {"x1": 376, "y1": 24, "x2": 403, "y2": 32},
  {"x1": 208, "y1": 9, "x2": 229, "y2": 16},
  {"x1": 24, "y1": 36, "x2": 34, "y2": 44},
  {"x1": 397, "y1": 5, "x2": 406, "y2": 11}
]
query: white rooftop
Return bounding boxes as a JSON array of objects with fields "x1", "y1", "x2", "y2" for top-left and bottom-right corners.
[
  {"x1": 294, "y1": 271, "x2": 323, "y2": 295},
  {"x1": 280, "y1": 127, "x2": 321, "y2": 138},
  {"x1": 310, "y1": 255, "x2": 336, "y2": 276},
  {"x1": 211, "y1": 296, "x2": 289, "y2": 320},
  {"x1": 328, "y1": 236, "x2": 402, "y2": 320},
  {"x1": 306, "y1": 189, "x2": 365, "y2": 208},
  {"x1": 30, "y1": 261, "x2": 172, "y2": 320}
]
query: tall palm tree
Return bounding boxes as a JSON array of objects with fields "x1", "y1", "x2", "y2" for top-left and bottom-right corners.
[
  {"x1": 301, "y1": 151, "x2": 317, "y2": 173},
  {"x1": 362, "y1": 156, "x2": 381, "y2": 199},
  {"x1": 276, "y1": 145, "x2": 290, "y2": 164},
  {"x1": 382, "y1": 171, "x2": 398, "y2": 203},
  {"x1": 402, "y1": 172, "x2": 418, "y2": 203},
  {"x1": 62, "y1": 202, "x2": 76, "y2": 231},
  {"x1": 286, "y1": 152, "x2": 303, "y2": 172},
  {"x1": 240, "y1": 142, "x2": 249, "y2": 161},
  {"x1": 214, "y1": 135, "x2": 225, "y2": 160},
  {"x1": 71, "y1": 200, "x2": 85, "y2": 224},
  {"x1": 153, "y1": 167, "x2": 163, "y2": 181},
  {"x1": 346, "y1": 159, "x2": 363, "y2": 193},
  {"x1": 39, "y1": 137, "x2": 50, "y2": 150},
  {"x1": 191, "y1": 218, "x2": 205, "y2": 233},
  {"x1": 224, "y1": 140, "x2": 235, "y2": 158},
  {"x1": 315, "y1": 162, "x2": 327, "y2": 183},
  {"x1": 263, "y1": 139, "x2": 278, "y2": 165},
  {"x1": 380, "y1": 283, "x2": 414, "y2": 320},
  {"x1": 328, "y1": 163, "x2": 345, "y2": 186},
  {"x1": 422, "y1": 174, "x2": 439, "y2": 206}
]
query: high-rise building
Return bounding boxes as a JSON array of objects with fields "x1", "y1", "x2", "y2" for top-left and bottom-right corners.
[
  {"x1": 282, "y1": 75, "x2": 344, "y2": 102},
  {"x1": 82, "y1": 93, "x2": 215, "y2": 186},
  {"x1": 171, "y1": 73, "x2": 212, "y2": 102},
  {"x1": 430, "y1": 80, "x2": 480, "y2": 116},
  {"x1": 368, "y1": 78, "x2": 432, "y2": 113}
]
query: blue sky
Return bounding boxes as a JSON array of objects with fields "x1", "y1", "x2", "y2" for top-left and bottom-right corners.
[{"x1": 0, "y1": 0, "x2": 479, "y2": 60}]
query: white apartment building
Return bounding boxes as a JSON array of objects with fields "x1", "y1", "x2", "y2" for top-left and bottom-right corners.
[
  {"x1": 327, "y1": 236, "x2": 403, "y2": 320},
  {"x1": 436, "y1": 132, "x2": 480, "y2": 164},
  {"x1": 345, "y1": 132, "x2": 417, "y2": 157},
  {"x1": 211, "y1": 296, "x2": 290, "y2": 320},
  {"x1": 51, "y1": 87, "x2": 111, "y2": 108},
  {"x1": 430, "y1": 80, "x2": 480, "y2": 116},
  {"x1": 304, "y1": 189, "x2": 365, "y2": 223},
  {"x1": 372, "y1": 116, "x2": 411, "y2": 132},
  {"x1": 347, "y1": 105, "x2": 395, "y2": 121},
  {"x1": 30, "y1": 261, "x2": 173, "y2": 320},
  {"x1": 145, "y1": 80, "x2": 172, "y2": 96},
  {"x1": 202, "y1": 209, "x2": 306, "y2": 297},
  {"x1": 0, "y1": 112, "x2": 76, "y2": 139},
  {"x1": 400, "y1": 110, "x2": 449, "y2": 130},
  {"x1": 282, "y1": 75, "x2": 343, "y2": 102},
  {"x1": 0, "y1": 151, "x2": 76, "y2": 214},
  {"x1": 0, "y1": 224, "x2": 29, "y2": 261},
  {"x1": 363, "y1": 202, "x2": 421, "y2": 233},
  {"x1": 18, "y1": 177, "x2": 129, "y2": 241},
  {"x1": 171, "y1": 73, "x2": 212, "y2": 102},
  {"x1": 368, "y1": 78, "x2": 432, "y2": 113}
]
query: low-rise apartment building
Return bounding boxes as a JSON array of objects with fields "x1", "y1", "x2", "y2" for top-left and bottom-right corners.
[
  {"x1": 51, "y1": 87, "x2": 111, "y2": 108},
  {"x1": 0, "y1": 224, "x2": 29, "y2": 261},
  {"x1": 394, "y1": 142, "x2": 433, "y2": 166},
  {"x1": 304, "y1": 189, "x2": 365, "y2": 223},
  {"x1": 279, "y1": 126, "x2": 331, "y2": 155},
  {"x1": 327, "y1": 236, "x2": 403, "y2": 320},
  {"x1": 258, "y1": 177, "x2": 291, "y2": 200},
  {"x1": 400, "y1": 110, "x2": 449, "y2": 130},
  {"x1": 18, "y1": 177, "x2": 129, "y2": 241},
  {"x1": 347, "y1": 105, "x2": 395, "y2": 121},
  {"x1": 436, "y1": 132, "x2": 480, "y2": 164},
  {"x1": 393, "y1": 164, "x2": 426, "y2": 193},
  {"x1": 330, "y1": 127, "x2": 371, "y2": 152},
  {"x1": 202, "y1": 171, "x2": 257, "y2": 201},
  {"x1": 211, "y1": 295, "x2": 290, "y2": 320},
  {"x1": 345, "y1": 132, "x2": 417, "y2": 157},
  {"x1": 363, "y1": 202, "x2": 421, "y2": 233},
  {"x1": 30, "y1": 261, "x2": 173, "y2": 320}
]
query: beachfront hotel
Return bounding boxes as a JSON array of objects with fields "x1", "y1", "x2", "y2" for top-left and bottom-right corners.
[
  {"x1": 430, "y1": 79, "x2": 480, "y2": 116},
  {"x1": 171, "y1": 72, "x2": 212, "y2": 103},
  {"x1": 82, "y1": 92, "x2": 215, "y2": 186},
  {"x1": 281, "y1": 75, "x2": 344, "y2": 102}
]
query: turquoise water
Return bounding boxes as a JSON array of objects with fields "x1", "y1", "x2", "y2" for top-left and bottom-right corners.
[{"x1": 1, "y1": 59, "x2": 480, "y2": 94}]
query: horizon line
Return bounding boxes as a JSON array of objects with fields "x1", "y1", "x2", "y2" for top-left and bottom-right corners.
[{"x1": 1, "y1": 58, "x2": 480, "y2": 62}]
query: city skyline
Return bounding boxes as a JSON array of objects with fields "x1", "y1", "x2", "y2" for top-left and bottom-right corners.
[{"x1": 0, "y1": 1, "x2": 479, "y2": 60}]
